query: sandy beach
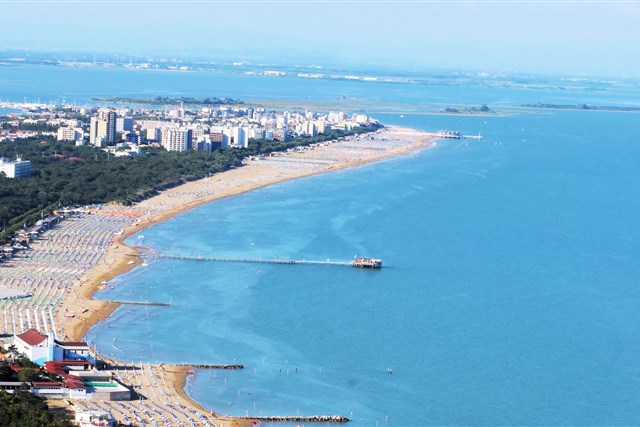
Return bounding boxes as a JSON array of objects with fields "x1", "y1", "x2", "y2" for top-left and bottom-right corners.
[{"x1": 0, "y1": 125, "x2": 434, "y2": 426}]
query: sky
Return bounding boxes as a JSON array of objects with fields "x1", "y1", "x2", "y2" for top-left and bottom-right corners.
[{"x1": 2, "y1": 1, "x2": 640, "y2": 77}]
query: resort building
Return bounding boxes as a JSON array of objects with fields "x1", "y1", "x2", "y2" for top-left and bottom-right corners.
[
  {"x1": 13, "y1": 329, "x2": 50, "y2": 364},
  {"x1": 0, "y1": 156, "x2": 32, "y2": 178},
  {"x1": 13, "y1": 328, "x2": 92, "y2": 366}
]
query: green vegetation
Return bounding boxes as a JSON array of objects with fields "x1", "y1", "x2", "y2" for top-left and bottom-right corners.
[
  {"x1": 442, "y1": 104, "x2": 493, "y2": 114},
  {"x1": 91, "y1": 96, "x2": 244, "y2": 106},
  {"x1": 0, "y1": 356, "x2": 71, "y2": 427},
  {"x1": 1, "y1": 122, "x2": 58, "y2": 132},
  {"x1": 0, "y1": 391, "x2": 72, "y2": 426},
  {"x1": 0, "y1": 124, "x2": 381, "y2": 244},
  {"x1": 0, "y1": 137, "x2": 242, "y2": 242}
]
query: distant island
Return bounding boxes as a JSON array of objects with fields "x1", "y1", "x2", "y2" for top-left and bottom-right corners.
[
  {"x1": 522, "y1": 103, "x2": 640, "y2": 112},
  {"x1": 439, "y1": 104, "x2": 495, "y2": 114},
  {"x1": 91, "y1": 96, "x2": 245, "y2": 106}
]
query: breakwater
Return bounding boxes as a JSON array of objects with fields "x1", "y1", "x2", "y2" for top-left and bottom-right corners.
[
  {"x1": 106, "y1": 300, "x2": 171, "y2": 307},
  {"x1": 174, "y1": 363, "x2": 244, "y2": 370},
  {"x1": 236, "y1": 415, "x2": 350, "y2": 423}
]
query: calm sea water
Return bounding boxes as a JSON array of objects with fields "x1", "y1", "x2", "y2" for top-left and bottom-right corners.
[
  {"x1": 88, "y1": 109, "x2": 640, "y2": 426},
  {"x1": 4, "y1": 64, "x2": 640, "y2": 425},
  {"x1": 2, "y1": 64, "x2": 640, "y2": 110}
]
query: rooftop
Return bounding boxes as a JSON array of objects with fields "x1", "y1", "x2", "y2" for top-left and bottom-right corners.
[{"x1": 16, "y1": 329, "x2": 47, "y2": 346}]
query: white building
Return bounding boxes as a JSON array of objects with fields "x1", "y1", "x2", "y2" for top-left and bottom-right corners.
[
  {"x1": 161, "y1": 127, "x2": 192, "y2": 152},
  {"x1": 13, "y1": 329, "x2": 52, "y2": 365},
  {"x1": 221, "y1": 128, "x2": 233, "y2": 149},
  {"x1": 57, "y1": 127, "x2": 83, "y2": 142},
  {"x1": 233, "y1": 127, "x2": 248, "y2": 148},
  {"x1": 0, "y1": 157, "x2": 32, "y2": 178},
  {"x1": 354, "y1": 114, "x2": 368, "y2": 124},
  {"x1": 12, "y1": 328, "x2": 92, "y2": 366},
  {"x1": 304, "y1": 121, "x2": 317, "y2": 137},
  {"x1": 75, "y1": 410, "x2": 116, "y2": 427},
  {"x1": 327, "y1": 111, "x2": 347, "y2": 123}
]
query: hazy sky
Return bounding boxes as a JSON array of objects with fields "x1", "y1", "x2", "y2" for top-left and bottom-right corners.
[{"x1": 3, "y1": 1, "x2": 640, "y2": 77}]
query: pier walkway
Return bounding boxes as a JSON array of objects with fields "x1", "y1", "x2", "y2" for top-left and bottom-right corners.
[{"x1": 135, "y1": 253, "x2": 357, "y2": 268}]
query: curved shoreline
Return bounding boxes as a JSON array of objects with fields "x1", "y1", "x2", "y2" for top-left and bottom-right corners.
[{"x1": 56, "y1": 125, "x2": 436, "y2": 422}]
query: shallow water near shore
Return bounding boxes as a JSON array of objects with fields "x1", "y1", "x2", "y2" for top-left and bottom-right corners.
[{"x1": 89, "y1": 106, "x2": 640, "y2": 425}]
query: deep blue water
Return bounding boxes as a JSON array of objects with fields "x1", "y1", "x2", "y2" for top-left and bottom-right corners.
[{"x1": 87, "y1": 105, "x2": 640, "y2": 425}]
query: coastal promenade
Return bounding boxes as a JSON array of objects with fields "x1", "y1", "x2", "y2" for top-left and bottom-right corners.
[{"x1": 0, "y1": 126, "x2": 433, "y2": 426}]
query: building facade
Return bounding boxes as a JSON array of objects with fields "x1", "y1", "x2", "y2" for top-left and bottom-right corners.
[
  {"x1": 0, "y1": 157, "x2": 32, "y2": 178},
  {"x1": 161, "y1": 127, "x2": 192, "y2": 152}
]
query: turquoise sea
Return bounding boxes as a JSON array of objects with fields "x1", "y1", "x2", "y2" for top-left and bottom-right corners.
[{"x1": 3, "y1": 64, "x2": 640, "y2": 425}]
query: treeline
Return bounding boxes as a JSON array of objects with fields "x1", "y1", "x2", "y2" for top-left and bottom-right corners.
[
  {"x1": 0, "y1": 124, "x2": 380, "y2": 243},
  {"x1": 1, "y1": 122, "x2": 58, "y2": 132},
  {"x1": 0, "y1": 391, "x2": 72, "y2": 427},
  {"x1": 0, "y1": 139, "x2": 243, "y2": 241}
]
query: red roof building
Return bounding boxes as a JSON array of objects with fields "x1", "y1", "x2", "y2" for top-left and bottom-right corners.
[{"x1": 16, "y1": 329, "x2": 47, "y2": 346}]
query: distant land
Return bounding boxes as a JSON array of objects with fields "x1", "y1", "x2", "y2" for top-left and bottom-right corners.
[
  {"x1": 522, "y1": 103, "x2": 640, "y2": 112},
  {"x1": 92, "y1": 96, "x2": 244, "y2": 106},
  {"x1": 2, "y1": 48, "x2": 639, "y2": 95},
  {"x1": 439, "y1": 104, "x2": 496, "y2": 115}
]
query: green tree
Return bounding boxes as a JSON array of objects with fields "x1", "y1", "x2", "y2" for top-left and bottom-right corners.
[
  {"x1": 0, "y1": 390, "x2": 73, "y2": 427},
  {"x1": 17, "y1": 368, "x2": 38, "y2": 383}
]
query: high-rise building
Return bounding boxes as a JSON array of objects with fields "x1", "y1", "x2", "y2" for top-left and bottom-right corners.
[
  {"x1": 105, "y1": 111, "x2": 116, "y2": 144},
  {"x1": 221, "y1": 129, "x2": 233, "y2": 149},
  {"x1": 116, "y1": 117, "x2": 134, "y2": 132},
  {"x1": 304, "y1": 122, "x2": 317, "y2": 137},
  {"x1": 146, "y1": 128, "x2": 161, "y2": 142},
  {"x1": 209, "y1": 132, "x2": 223, "y2": 149},
  {"x1": 233, "y1": 127, "x2": 248, "y2": 148},
  {"x1": 161, "y1": 128, "x2": 192, "y2": 152},
  {"x1": 89, "y1": 111, "x2": 117, "y2": 146},
  {"x1": 314, "y1": 120, "x2": 326, "y2": 134},
  {"x1": 89, "y1": 117, "x2": 105, "y2": 146}
]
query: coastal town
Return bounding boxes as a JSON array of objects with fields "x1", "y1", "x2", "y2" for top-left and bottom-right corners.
[
  {"x1": 0, "y1": 100, "x2": 371, "y2": 153},
  {"x1": 0, "y1": 97, "x2": 434, "y2": 426}
]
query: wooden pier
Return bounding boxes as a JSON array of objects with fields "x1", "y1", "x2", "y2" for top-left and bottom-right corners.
[{"x1": 133, "y1": 253, "x2": 382, "y2": 268}]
